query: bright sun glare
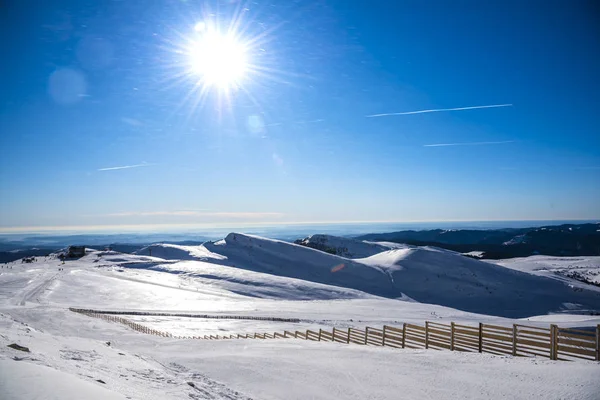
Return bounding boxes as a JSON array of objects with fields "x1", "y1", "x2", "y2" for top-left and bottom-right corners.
[
  {"x1": 188, "y1": 30, "x2": 248, "y2": 89},
  {"x1": 165, "y1": 14, "x2": 282, "y2": 116}
]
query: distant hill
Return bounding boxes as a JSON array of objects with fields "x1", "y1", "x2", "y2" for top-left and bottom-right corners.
[
  {"x1": 354, "y1": 223, "x2": 600, "y2": 259},
  {"x1": 0, "y1": 242, "x2": 206, "y2": 263},
  {"x1": 4, "y1": 231, "x2": 600, "y2": 317},
  {"x1": 293, "y1": 234, "x2": 408, "y2": 258},
  {"x1": 0, "y1": 248, "x2": 57, "y2": 264}
]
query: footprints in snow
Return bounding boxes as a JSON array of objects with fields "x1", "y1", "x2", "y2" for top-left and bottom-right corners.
[{"x1": 169, "y1": 362, "x2": 254, "y2": 400}]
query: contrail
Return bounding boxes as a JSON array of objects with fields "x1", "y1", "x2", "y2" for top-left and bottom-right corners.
[
  {"x1": 424, "y1": 140, "x2": 516, "y2": 147},
  {"x1": 366, "y1": 103, "x2": 513, "y2": 118},
  {"x1": 98, "y1": 163, "x2": 152, "y2": 171}
]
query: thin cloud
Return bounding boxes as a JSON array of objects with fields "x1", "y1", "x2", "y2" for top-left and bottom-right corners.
[
  {"x1": 121, "y1": 117, "x2": 144, "y2": 127},
  {"x1": 297, "y1": 119, "x2": 324, "y2": 124},
  {"x1": 266, "y1": 119, "x2": 324, "y2": 127},
  {"x1": 366, "y1": 103, "x2": 513, "y2": 118},
  {"x1": 98, "y1": 163, "x2": 153, "y2": 171},
  {"x1": 106, "y1": 211, "x2": 284, "y2": 218},
  {"x1": 424, "y1": 140, "x2": 516, "y2": 147},
  {"x1": 272, "y1": 153, "x2": 284, "y2": 166}
]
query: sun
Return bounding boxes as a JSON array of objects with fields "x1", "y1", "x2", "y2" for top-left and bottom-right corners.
[
  {"x1": 161, "y1": 12, "x2": 287, "y2": 118},
  {"x1": 188, "y1": 30, "x2": 248, "y2": 90}
]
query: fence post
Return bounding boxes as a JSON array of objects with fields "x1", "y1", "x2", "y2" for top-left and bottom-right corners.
[
  {"x1": 478, "y1": 323, "x2": 483, "y2": 353},
  {"x1": 550, "y1": 324, "x2": 558, "y2": 360},
  {"x1": 450, "y1": 322, "x2": 455, "y2": 351},
  {"x1": 402, "y1": 323, "x2": 406, "y2": 349},
  {"x1": 425, "y1": 321, "x2": 429, "y2": 349},
  {"x1": 318, "y1": 329, "x2": 322, "y2": 341},
  {"x1": 347, "y1": 327, "x2": 351, "y2": 344},
  {"x1": 382, "y1": 325, "x2": 387, "y2": 347},
  {"x1": 512, "y1": 324, "x2": 518, "y2": 356},
  {"x1": 365, "y1": 327, "x2": 369, "y2": 345},
  {"x1": 596, "y1": 325, "x2": 600, "y2": 361}
]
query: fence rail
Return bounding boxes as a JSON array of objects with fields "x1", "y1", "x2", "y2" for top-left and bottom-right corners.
[{"x1": 70, "y1": 308, "x2": 600, "y2": 362}]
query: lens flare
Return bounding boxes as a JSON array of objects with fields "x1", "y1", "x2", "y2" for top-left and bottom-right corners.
[{"x1": 331, "y1": 263, "x2": 346, "y2": 273}]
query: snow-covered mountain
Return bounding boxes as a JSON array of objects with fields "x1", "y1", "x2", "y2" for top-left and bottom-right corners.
[
  {"x1": 203, "y1": 233, "x2": 397, "y2": 297},
  {"x1": 355, "y1": 223, "x2": 600, "y2": 259},
  {"x1": 113, "y1": 232, "x2": 600, "y2": 318},
  {"x1": 134, "y1": 243, "x2": 227, "y2": 262},
  {"x1": 359, "y1": 246, "x2": 600, "y2": 317}
]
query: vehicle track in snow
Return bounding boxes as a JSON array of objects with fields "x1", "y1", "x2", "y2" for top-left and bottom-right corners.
[{"x1": 17, "y1": 271, "x2": 60, "y2": 306}]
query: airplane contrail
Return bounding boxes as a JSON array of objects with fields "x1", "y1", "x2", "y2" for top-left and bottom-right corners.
[
  {"x1": 366, "y1": 103, "x2": 513, "y2": 118},
  {"x1": 423, "y1": 140, "x2": 516, "y2": 147},
  {"x1": 98, "y1": 163, "x2": 152, "y2": 171}
]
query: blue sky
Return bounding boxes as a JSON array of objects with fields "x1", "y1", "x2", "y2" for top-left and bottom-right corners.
[{"x1": 1, "y1": 0, "x2": 599, "y2": 232}]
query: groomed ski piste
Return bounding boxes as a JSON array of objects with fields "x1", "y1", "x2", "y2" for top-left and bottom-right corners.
[{"x1": 1, "y1": 233, "x2": 600, "y2": 400}]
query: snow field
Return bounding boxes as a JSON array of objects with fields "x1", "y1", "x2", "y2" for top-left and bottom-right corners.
[{"x1": 2, "y1": 232, "x2": 600, "y2": 399}]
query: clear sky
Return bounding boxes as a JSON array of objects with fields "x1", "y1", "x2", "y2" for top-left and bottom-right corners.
[{"x1": 1, "y1": 0, "x2": 599, "y2": 232}]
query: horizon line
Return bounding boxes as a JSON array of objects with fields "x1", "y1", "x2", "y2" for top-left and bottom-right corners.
[{"x1": 0, "y1": 218, "x2": 597, "y2": 235}]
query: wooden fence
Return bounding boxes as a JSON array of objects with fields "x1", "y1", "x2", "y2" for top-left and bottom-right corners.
[
  {"x1": 70, "y1": 308, "x2": 599, "y2": 362},
  {"x1": 69, "y1": 308, "x2": 300, "y2": 323}
]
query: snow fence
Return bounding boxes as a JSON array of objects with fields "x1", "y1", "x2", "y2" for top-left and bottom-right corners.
[{"x1": 70, "y1": 308, "x2": 599, "y2": 362}]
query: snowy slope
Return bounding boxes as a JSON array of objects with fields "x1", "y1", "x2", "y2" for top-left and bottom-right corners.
[
  {"x1": 203, "y1": 233, "x2": 397, "y2": 297},
  {"x1": 162, "y1": 339, "x2": 600, "y2": 400},
  {"x1": 491, "y1": 256, "x2": 600, "y2": 288},
  {"x1": 0, "y1": 360, "x2": 127, "y2": 400},
  {"x1": 106, "y1": 259, "x2": 378, "y2": 300},
  {"x1": 2, "y1": 247, "x2": 600, "y2": 400},
  {"x1": 5, "y1": 234, "x2": 600, "y2": 318},
  {"x1": 358, "y1": 247, "x2": 600, "y2": 317},
  {"x1": 2, "y1": 310, "x2": 598, "y2": 400},
  {"x1": 201, "y1": 233, "x2": 600, "y2": 317},
  {"x1": 134, "y1": 243, "x2": 227, "y2": 262}
]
